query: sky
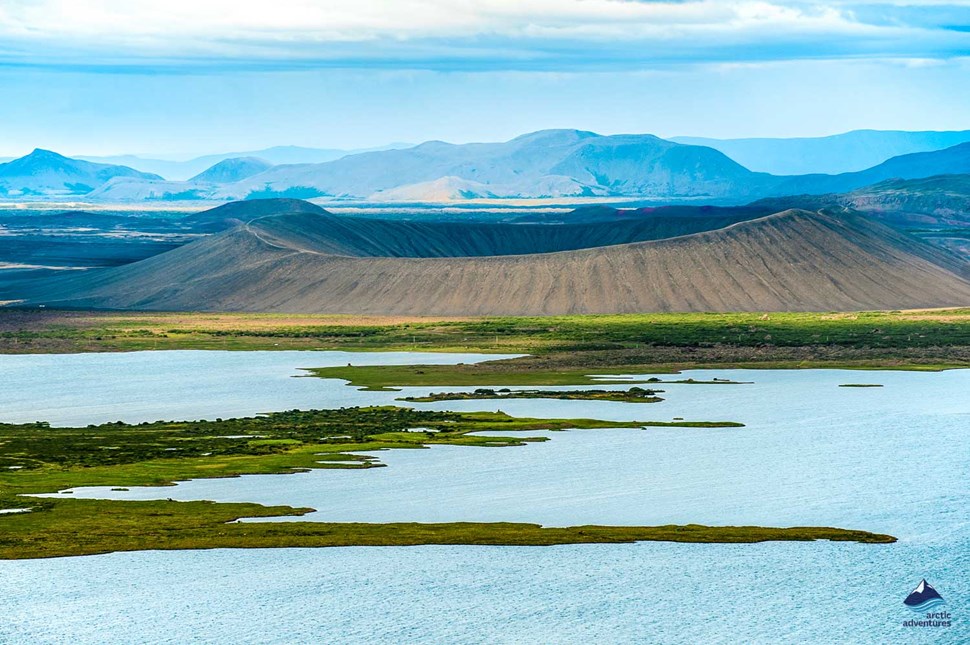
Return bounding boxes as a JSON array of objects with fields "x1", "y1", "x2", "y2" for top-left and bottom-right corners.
[{"x1": 0, "y1": 0, "x2": 969, "y2": 157}]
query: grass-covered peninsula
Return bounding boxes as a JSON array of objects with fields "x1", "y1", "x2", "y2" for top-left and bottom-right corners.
[
  {"x1": 0, "y1": 407, "x2": 888, "y2": 559},
  {"x1": 398, "y1": 387, "x2": 665, "y2": 403},
  {"x1": 0, "y1": 500, "x2": 896, "y2": 560},
  {"x1": 312, "y1": 363, "x2": 759, "y2": 389}
]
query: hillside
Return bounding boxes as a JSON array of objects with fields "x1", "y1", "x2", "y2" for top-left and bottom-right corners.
[
  {"x1": 755, "y1": 174, "x2": 970, "y2": 259},
  {"x1": 215, "y1": 205, "x2": 766, "y2": 258},
  {"x1": 769, "y1": 143, "x2": 970, "y2": 197},
  {"x1": 212, "y1": 129, "x2": 773, "y2": 200},
  {"x1": 86, "y1": 177, "x2": 214, "y2": 201},
  {"x1": 673, "y1": 130, "x2": 970, "y2": 175},
  {"x1": 176, "y1": 198, "x2": 327, "y2": 232},
  {"x1": 189, "y1": 157, "x2": 273, "y2": 183},
  {"x1": 0, "y1": 149, "x2": 160, "y2": 197},
  {"x1": 77, "y1": 144, "x2": 413, "y2": 181},
  {"x1": 842, "y1": 175, "x2": 970, "y2": 224},
  {"x1": 72, "y1": 130, "x2": 970, "y2": 204},
  {"x1": 21, "y1": 203, "x2": 970, "y2": 315}
]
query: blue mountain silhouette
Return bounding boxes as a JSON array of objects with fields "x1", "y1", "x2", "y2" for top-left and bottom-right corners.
[{"x1": 904, "y1": 580, "x2": 944, "y2": 610}]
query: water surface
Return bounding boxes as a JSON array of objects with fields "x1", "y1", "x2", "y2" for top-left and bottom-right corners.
[
  {"x1": 1, "y1": 353, "x2": 966, "y2": 643},
  {"x1": 0, "y1": 350, "x2": 519, "y2": 426}
]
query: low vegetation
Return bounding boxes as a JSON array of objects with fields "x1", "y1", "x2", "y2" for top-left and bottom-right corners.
[
  {"x1": 318, "y1": 364, "x2": 761, "y2": 389},
  {"x1": 0, "y1": 406, "x2": 882, "y2": 558},
  {"x1": 0, "y1": 308, "x2": 949, "y2": 557},
  {"x1": 0, "y1": 407, "x2": 662, "y2": 479},
  {"x1": 0, "y1": 500, "x2": 896, "y2": 560},
  {"x1": 398, "y1": 387, "x2": 665, "y2": 403},
  {"x1": 2, "y1": 309, "x2": 969, "y2": 367}
]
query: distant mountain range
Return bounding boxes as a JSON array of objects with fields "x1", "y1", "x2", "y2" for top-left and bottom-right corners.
[
  {"x1": 209, "y1": 129, "x2": 769, "y2": 201},
  {"x1": 0, "y1": 149, "x2": 159, "y2": 197},
  {"x1": 4, "y1": 129, "x2": 970, "y2": 203},
  {"x1": 22, "y1": 199, "x2": 970, "y2": 314},
  {"x1": 73, "y1": 144, "x2": 414, "y2": 181},
  {"x1": 673, "y1": 130, "x2": 970, "y2": 175},
  {"x1": 767, "y1": 143, "x2": 970, "y2": 196}
]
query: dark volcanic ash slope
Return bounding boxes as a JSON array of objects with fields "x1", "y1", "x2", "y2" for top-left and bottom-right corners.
[
  {"x1": 22, "y1": 204, "x2": 970, "y2": 315},
  {"x1": 233, "y1": 207, "x2": 767, "y2": 258}
]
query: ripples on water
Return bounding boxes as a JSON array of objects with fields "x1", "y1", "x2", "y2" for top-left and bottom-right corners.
[{"x1": 1, "y1": 352, "x2": 967, "y2": 644}]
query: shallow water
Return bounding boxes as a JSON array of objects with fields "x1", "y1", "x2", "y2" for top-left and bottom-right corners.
[
  {"x1": 0, "y1": 350, "x2": 519, "y2": 426},
  {"x1": 55, "y1": 369, "x2": 970, "y2": 541},
  {"x1": 2, "y1": 539, "x2": 966, "y2": 644},
  {"x1": 1, "y1": 353, "x2": 968, "y2": 643}
]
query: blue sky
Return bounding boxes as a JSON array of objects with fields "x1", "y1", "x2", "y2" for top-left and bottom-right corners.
[{"x1": 0, "y1": 0, "x2": 969, "y2": 157}]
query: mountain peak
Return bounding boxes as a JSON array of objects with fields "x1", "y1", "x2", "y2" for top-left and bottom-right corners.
[
  {"x1": 0, "y1": 148, "x2": 161, "y2": 195},
  {"x1": 510, "y1": 129, "x2": 600, "y2": 145},
  {"x1": 2, "y1": 148, "x2": 77, "y2": 172},
  {"x1": 22, "y1": 148, "x2": 70, "y2": 162},
  {"x1": 29, "y1": 148, "x2": 64, "y2": 156},
  {"x1": 189, "y1": 157, "x2": 273, "y2": 184}
]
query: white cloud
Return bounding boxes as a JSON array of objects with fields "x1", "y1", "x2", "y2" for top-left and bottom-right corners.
[
  {"x1": 0, "y1": 0, "x2": 965, "y2": 66},
  {"x1": 0, "y1": 1, "x2": 875, "y2": 42}
]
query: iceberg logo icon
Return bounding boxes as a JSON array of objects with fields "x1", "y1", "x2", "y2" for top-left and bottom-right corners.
[{"x1": 904, "y1": 580, "x2": 945, "y2": 612}]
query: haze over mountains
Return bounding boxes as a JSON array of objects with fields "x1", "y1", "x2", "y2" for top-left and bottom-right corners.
[
  {"x1": 72, "y1": 143, "x2": 414, "y2": 181},
  {"x1": 239, "y1": 129, "x2": 768, "y2": 200},
  {"x1": 18, "y1": 198, "x2": 970, "y2": 315},
  {"x1": 767, "y1": 143, "x2": 970, "y2": 197},
  {"x1": 0, "y1": 150, "x2": 159, "y2": 197},
  {"x1": 673, "y1": 130, "x2": 970, "y2": 175},
  {"x1": 4, "y1": 128, "x2": 970, "y2": 204},
  {"x1": 0, "y1": 130, "x2": 970, "y2": 203},
  {"x1": 188, "y1": 157, "x2": 273, "y2": 184}
]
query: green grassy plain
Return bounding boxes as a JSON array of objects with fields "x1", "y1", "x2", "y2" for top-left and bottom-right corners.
[{"x1": 2, "y1": 308, "x2": 969, "y2": 360}]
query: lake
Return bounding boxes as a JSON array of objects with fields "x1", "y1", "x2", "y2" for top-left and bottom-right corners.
[
  {"x1": 0, "y1": 350, "x2": 520, "y2": 426},
  {"x1": 1, "y1": 352, "x2": 967, "y2": 643}
]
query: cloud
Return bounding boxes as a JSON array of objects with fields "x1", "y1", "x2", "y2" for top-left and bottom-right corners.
[{"x1": 0, "y1": 0, "x2": 968, "y2": 71}]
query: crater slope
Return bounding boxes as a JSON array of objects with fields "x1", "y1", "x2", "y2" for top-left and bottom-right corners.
[{"x1": 19, "y1": 202, "x2": 970, "y2": 314}]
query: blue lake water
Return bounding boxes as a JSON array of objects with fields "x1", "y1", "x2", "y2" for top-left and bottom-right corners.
[
  {"x1": 0, "y1": 350, "x2": 519, "y2": 426},
  {"x1": 1, "y1": 352, "x2": 967, "y2": 643}
]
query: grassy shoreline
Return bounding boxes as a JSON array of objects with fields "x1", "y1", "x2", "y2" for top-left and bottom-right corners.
[
  {"x1": 305, "y1": 359, "x2": 947, "y2": 389},
  {"x1": 0, "y1": 498, "x2": 897, "y2": 560},
  {"x1": 0, "y1": 406, "x2": 886, "y2": 559},
  {"x1": 398, "y1": 387, "x2": 666, "y2": 403},
  {"x1": 1, "y1": 308, "x2": 968, "y2": 367},
  {"x1": 0, "y1": 308, "x2": 947, "y2": 557}
]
